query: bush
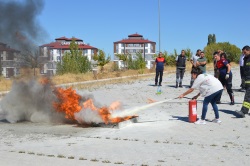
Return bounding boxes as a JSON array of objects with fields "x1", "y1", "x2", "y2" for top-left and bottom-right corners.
[{"x1": 204, "y1": 42, "x2": 241, "y2": 63}]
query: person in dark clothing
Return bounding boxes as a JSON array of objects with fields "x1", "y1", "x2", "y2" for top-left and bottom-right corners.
[
  {"x1": 236, "y1": 45, "x2": 250, "y2": 118},
  {"x1": 175, "y1": 50, "x2": 187, "y2": 88},
  {"x1": 155, "y1": 52, "x2": 166, "y2": 86},
  {"x1": 239, "y1": 46, "x2": 248, "y2": 91},
  {"x1": 213, "y1": 50, "x2": 223, "y2": 78},
  {"x1": 190, "y1": 49, "x2": 201, "y2": 87},
  {"x1": 196, "y1": 51, "x2": 207, "y2": 74},
  {"x1": 214, "y1": 52, "x2": 234, "y2": 105}
]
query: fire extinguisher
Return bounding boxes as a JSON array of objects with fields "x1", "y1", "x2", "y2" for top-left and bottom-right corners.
[{"x1": 189, "y1": 100, "x2": 197, "y2": 123}]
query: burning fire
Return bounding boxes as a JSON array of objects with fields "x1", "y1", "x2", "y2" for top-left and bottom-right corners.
[
  {"x1": 53, "y1": 87, "x2": 82, "y2": 120},
  {"x1": 52, "y1": 84, "x2": 135, "y2": 124},
  {"x1": 82, "y1": 99, "x2": 134, "y2": 124}
]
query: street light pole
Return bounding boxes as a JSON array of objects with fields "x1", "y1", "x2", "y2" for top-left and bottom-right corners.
[{"x1": 158, "y1": 0, "x2": 161, "y2": 52}]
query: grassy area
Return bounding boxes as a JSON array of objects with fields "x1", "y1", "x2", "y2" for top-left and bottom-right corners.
[{"x1": 0, "y1": 62, "x2": 238, "y2": 92}]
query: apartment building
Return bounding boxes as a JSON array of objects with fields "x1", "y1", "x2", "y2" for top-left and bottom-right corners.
[
  {"x1": 113, "y1": 33, "x2": 156, "y2": 69},
  {"x1": 0, "y1": 42, "x2": 20, "y2": 78},
  {"x1": 39, "y1": 37, "x2": 98, "y2": 75}
]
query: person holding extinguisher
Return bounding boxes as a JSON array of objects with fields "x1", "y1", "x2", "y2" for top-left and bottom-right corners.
[{"x1": 178, "y1": 68, "x2": 223, "y2": 125}]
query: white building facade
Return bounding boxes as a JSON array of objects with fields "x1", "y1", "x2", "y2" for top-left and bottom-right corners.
[
  {"x1": 113, "y1": 33, "x2": 156, "y2": 69},
  {"x1": 39, "y1": 37, "x2": 98, "y2": 75},
  {"x1": 0, "y1": 42, "x2": 20, "y2": 78}
]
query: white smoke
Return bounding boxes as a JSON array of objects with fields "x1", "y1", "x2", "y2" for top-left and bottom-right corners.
[
  {"x1": 75, "y1": 109, "x2": 103, "y2": 124},
  {"x1": 0, "y1": 79, "x2": 66, "y2": 123},
  {"x1": 74, "y1": 96, "x2": 123, "y2": 124}
]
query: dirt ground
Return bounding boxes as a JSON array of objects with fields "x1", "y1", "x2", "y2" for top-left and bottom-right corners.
[{"x1": 0, "y1": 66, "x2": 249, "y2": 166}]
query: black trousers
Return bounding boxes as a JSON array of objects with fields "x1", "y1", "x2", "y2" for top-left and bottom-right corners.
[
  {"x1": 241, "y1": 84, "x2": 250, "y2": 114},
  {"x1": 240, "y1": 66, "x2": 245, "y2": 88},
  {"x1": 176, "y1": 68, "x2": 185, "y2": 83},
  {"x1": 218, "y1": 74, "x2": 233, "y2": 101},
  {"x1": 155, "y1": 70, "x2": 163, "y2": 84}
]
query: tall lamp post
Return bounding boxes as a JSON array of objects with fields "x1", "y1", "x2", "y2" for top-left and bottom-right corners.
[{"x1": 158, "y1": 0, "x2": 161, "y2": 52}]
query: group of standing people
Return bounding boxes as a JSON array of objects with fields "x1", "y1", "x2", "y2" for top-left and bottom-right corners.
[{"x1": 154, "y1": 46, "x2": 250, "y2": 124}]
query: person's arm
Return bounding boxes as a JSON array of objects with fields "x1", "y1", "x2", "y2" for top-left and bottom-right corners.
[
  {"x1": 196, "y1": 61, "x2": 200, "y2": 66},
  {"x1": 175, "y1": 56, "x2": 178, "y2": 65},
  {"x1": 192, "y1": 93, "x2": 200, "y2": 100},
  {"x1": 226, "y1": 64, "x2": 231, "y2": 73},
  {"x1": 190, "y1": 58, "x2": 194, "y2": 66},
  {"x1": 178, "y1": 88, "x2": 194, "y2": 98},
  {"x1": 201, "y1": 59, "x2": 207, "y2": 65},
  {"x1": 225, "y1": 63, "x2": 231, "y2": 79}
]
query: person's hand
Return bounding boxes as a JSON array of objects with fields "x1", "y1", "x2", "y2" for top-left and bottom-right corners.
[
  {"x1": 225, "y1": 74, "x2": 229, "y2": 79},
  {"x1": 178, "y1": 94, "x2": 184, "y2": 98},
  {"x1": 192, "y1": 95, "x2": 198, "y2": 100}
]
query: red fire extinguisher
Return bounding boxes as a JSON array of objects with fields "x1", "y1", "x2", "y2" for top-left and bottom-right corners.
[{"x1": 189, "y1": 100, "x2": 197, "y2": 123}]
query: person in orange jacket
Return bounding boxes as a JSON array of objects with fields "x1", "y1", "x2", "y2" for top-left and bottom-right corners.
[{"x1": 155, "y1": 52, "x2": 166, "y2": 86}]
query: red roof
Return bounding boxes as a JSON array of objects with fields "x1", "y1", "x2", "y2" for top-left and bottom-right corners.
[
  {"x1": 128, "y1": 33, "x2": 143, "y2": 37},
  {"x1": 114, "y1": 33, "x2": 155, "y2": 44},
  {"x1": 0, "y1": 42, "x2": 20, "y2": 52},
  {"x1": 55, "y1": 36, "x2": 83, "y2": 41},
  {"x1": 67, "y1": 37, "x2": 82, "y2": 41},
  {"x1": 0, "y1": 47, "x2": 20, "y2": 52},
  {"x1": 114, "y1": 39, "x2": 155, "y2": 44},
  {"x1": 40, "y1": 41, "x2": 97, "y2": 50},
  {"x1": 55, "y1": 36, "x2": 69, "y2": 40}
]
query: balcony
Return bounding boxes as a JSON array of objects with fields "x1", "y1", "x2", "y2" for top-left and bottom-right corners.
[{"x1": 1, "y1": 60, "x2": 18, "y2": 67}]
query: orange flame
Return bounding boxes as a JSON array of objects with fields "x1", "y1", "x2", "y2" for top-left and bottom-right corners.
[
  {"x1": 147, "y1": 98, "x2": 156, "y2": 103},
  {"x1": 53, "y1": 87, "x2": 82, "y2": 120},
  {"x1": 39, "y1": 77, "x2": 50, "y2": 85},
  {"x1": 83, "y1": 99, "x2": 134, "y2": 124}
]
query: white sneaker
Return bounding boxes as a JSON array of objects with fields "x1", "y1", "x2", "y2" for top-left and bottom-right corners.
[
  {"x1": 212, "y1": 119, "x2": 222, "y2": 123},
  {"x1": 194, "y1": 119, "x2": 206, "y2": 125}
]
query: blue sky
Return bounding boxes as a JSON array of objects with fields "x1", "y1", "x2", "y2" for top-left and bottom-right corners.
[{"x1": 37, "y1": 0, "x2": 249, "y2": 58}]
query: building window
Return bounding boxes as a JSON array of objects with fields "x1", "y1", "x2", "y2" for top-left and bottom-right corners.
[
  {"x1": 57, "y1": 56, "x2": 61, "y2": 61},
  {"x1": 121, "y1": 43, "x2": 124, "y2": 47},
  {"x1": 145, "y1": 49, "x2": 148, "y2": 53},
  {"x1": 145, "y1": 43, "x2": 148, "y2": 47}
]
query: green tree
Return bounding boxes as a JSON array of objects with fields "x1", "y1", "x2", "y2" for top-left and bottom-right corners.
[
  {"x1": 184, "y1": 48, "x2": 192, "y2": 60},
  {"x1": 204, "y1": 42, "x2": 241, "y2": 63},
  {"x1": 212, "y1": 34, "x2": 216, "y2": 43},
  {"x1": 207, "y1": 34, "x2": 213, "y2": 45},
  {"x1": 93, "y1": 49, "x2": 110, "y2": 72},
  {"x1": 116, "y1": 53, "x2": 130, "y2": 70},
  {"x1": 207, "y1": 34, "x2": 216, "y2": 46},
  {"x1": 127, "y1": 52, "x2": 146, "y2": 72},
  {"x1": 57, "y1": 39, "x2": 91, "y2": 74}
]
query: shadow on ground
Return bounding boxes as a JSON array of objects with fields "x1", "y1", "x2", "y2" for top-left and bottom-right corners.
[
  {"x1": 170, "y1": 115, "x2": 189, "y2": 122},
  {"x1": 219, "y1": 109, "x2": 243, "y2": 118}
]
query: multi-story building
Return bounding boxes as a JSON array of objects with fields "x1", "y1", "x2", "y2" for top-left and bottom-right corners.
[
  {"x1": 39, "y1": 37, "x2": 98, "y2": 75},
  {"x1": 0, "y1": 42, "x2": 20, "y2": 78},
  {"x1": 113, "y1": 33, "x2": 156, "y2": 69}
]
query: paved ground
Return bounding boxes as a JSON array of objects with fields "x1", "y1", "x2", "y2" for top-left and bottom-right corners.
[{"x1": 0, "y1": 67, "x2": 249, "y2": 166}]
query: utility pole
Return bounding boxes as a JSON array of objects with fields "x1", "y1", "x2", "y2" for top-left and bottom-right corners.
[
  {"x1": 0, "y1": 51, "x2": 2, "y2": 76},
  {"x1": 158, "y1": 0, "x2": 161, "y2": 52}
]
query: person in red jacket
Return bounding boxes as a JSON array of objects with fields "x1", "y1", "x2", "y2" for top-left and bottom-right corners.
[
  {"x1": 214, "y1": 52, "x2": 234, "y2": 105},
  {"x1": 155, "y1": 52, "x2": 166, "y2": 86}
]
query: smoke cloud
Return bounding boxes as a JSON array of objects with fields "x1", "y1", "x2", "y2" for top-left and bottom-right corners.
[
  {"x1": 0, "y1": 0, "x2": 47, "y2": 51},
  {"x1": 0, "y1": 79, "x2": 66, "y2": 123}
]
